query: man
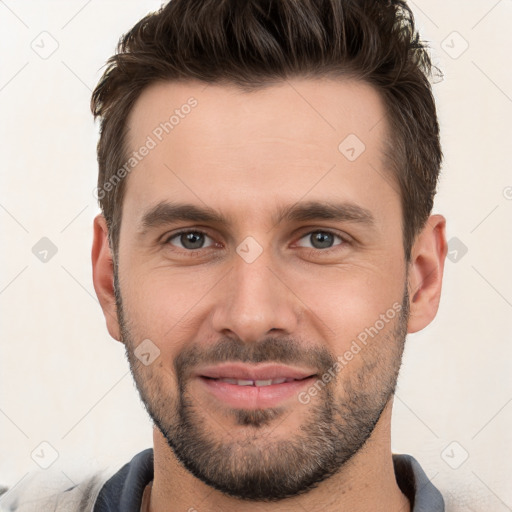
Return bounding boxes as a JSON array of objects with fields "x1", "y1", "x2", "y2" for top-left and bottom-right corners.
[{"x1": 3, "y1": 0, "x2": 448, "y2": 510}]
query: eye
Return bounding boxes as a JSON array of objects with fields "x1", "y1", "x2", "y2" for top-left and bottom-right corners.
[
  {"x1": 165, "y1": 230, "x2": 215, "y2": 250},
  {"x1": 296, "y1": 230, "x2": 346, "y2": 250}
]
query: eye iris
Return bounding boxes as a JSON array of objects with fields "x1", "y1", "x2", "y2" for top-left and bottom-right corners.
[
  {"x1": 181, "y1": 232, "x2": 204, "y2": 249},
  {"x1": 177, "y1": 232, "x2": 336, "y2": 250},
  {"x1": 311, "y1": 232, "x2": 334, "y2": 249}
]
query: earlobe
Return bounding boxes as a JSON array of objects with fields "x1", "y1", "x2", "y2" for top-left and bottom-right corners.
[
  {"x1": 91, "y1": 214, "x2": 122, "y2": 341},
  {"x1": 407, "y1": 214, "x2": 448, "y2": 334}
]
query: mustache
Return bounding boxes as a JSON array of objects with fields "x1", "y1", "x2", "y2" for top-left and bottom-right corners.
[{"x1": 173, "y1": 336, "x2": 338, "y2": 381}]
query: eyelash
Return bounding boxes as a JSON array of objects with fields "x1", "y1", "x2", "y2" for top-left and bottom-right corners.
[{"x1": 162, "y1": 228, "x2": 351, "y2": 256}]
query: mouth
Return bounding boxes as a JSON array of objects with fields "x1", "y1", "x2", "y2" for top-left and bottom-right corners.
[
  {"x1": 194, "y1": 363, "x2": 318, "y2": 409},
  {"x1": 196, "y1": 362, "x2": 317, "y2": 382},
  {"x1": 201, "y1": 376, "x2": 314, "y2": 387}
]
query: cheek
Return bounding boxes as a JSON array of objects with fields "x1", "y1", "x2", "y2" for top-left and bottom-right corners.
[
  {"x1": 288, "y1": 263, "x2": 404, "y2": 343},
  {"x1": 120, "y1": 267, "x2": 215, "y2": 347}
]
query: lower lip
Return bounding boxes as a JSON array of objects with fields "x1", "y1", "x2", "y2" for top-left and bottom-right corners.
[{"x1": 197, "y1": 376, "x2": 316, "y2": 409}]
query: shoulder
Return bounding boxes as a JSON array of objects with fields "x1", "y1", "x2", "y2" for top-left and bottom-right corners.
[
  {"x1": 0, "y1": 468, "x2": 113, "y2": 512},
  {"x1": 1, "y1": 450, "x2": 154, "y2": 512},
  {"x1": 0, "y1": 449, "x2": 155, "y2": 512}
]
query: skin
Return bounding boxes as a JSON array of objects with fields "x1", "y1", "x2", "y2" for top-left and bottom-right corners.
[{"x1": 92, "y1": 78, "x2": 447, "y2": 512}]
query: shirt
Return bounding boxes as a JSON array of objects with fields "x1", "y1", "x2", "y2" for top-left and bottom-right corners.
[{"x1": 0, "y1": 449, "x2": 445, "y2": 511}]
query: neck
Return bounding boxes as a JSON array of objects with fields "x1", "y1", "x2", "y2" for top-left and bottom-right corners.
[{"x1": 149, "y1": 400, "x2": 410, "y2": 512}]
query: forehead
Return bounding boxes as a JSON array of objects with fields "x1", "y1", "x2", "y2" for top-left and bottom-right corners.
[
  {"x1": 121, "y1": 77, "x2": 396, "y2": 227},
  {"x1": 126, "y1": 77, "x2": 387, "y2": 154}
]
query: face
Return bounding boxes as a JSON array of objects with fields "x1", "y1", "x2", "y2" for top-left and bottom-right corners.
[{"x1": 112, "y1": 78, "x2": 411, "y2": 501}]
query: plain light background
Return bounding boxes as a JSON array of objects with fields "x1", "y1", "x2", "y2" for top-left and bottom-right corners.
[{"x1": 0, "y1": 1, "x2": 511, "y2": 510}]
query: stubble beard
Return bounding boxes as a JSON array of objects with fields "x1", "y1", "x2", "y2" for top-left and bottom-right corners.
[{"x1": 115, "y1": 271, "x2": 409, "y2": 502}]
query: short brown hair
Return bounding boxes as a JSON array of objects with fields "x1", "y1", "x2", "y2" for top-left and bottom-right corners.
[{"x1": 91, "y1": 0, "x2": 442, "y2": 261}]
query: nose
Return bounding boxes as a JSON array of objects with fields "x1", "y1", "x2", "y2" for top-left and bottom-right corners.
[{"x1": 211, "y1": 247, "x2": 299, "y2": 343}]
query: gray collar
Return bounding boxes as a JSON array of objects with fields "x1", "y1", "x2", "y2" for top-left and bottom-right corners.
[{"x1": 393, "y1": 453, "x2": 445, "y2": 511}]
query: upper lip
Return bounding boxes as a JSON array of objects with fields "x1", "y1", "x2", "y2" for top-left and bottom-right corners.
[{"x1": 196, "y1": 363, "x2": 317, "y2": 381}]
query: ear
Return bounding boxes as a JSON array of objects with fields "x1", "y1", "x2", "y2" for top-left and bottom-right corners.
[
  {"x1": 91, "y1": 214, "x2": 122, "y2": 342},
  {"x1": 407, "y1": 214, "x2": 448, "y2": 334}
]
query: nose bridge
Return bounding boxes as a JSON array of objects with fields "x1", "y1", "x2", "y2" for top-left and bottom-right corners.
[{"x1": 212, "y1": 240, "x2": 298, "y2": 342}]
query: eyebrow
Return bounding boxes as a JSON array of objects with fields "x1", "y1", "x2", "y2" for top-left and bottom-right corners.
[
  {"x1": 138, "y1": 202, "x2": 232, "y2": 234},
  {"x1": 273, "y1": 200, "x2": 375, "y2": 227},
  {"x1": 137, "y1": 199, "x2": 375, "y2": 234}
]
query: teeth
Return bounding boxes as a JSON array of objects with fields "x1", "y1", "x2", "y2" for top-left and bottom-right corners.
[
  {"x1": 255, "y1": 380, "x2": 273, "y2": 386},
  {"x1": 217, "y1": 378, "x2": 291, "y2": 386},
  {"x1": 236, "y1": 379, "x2": 254, "y2": 386}
]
